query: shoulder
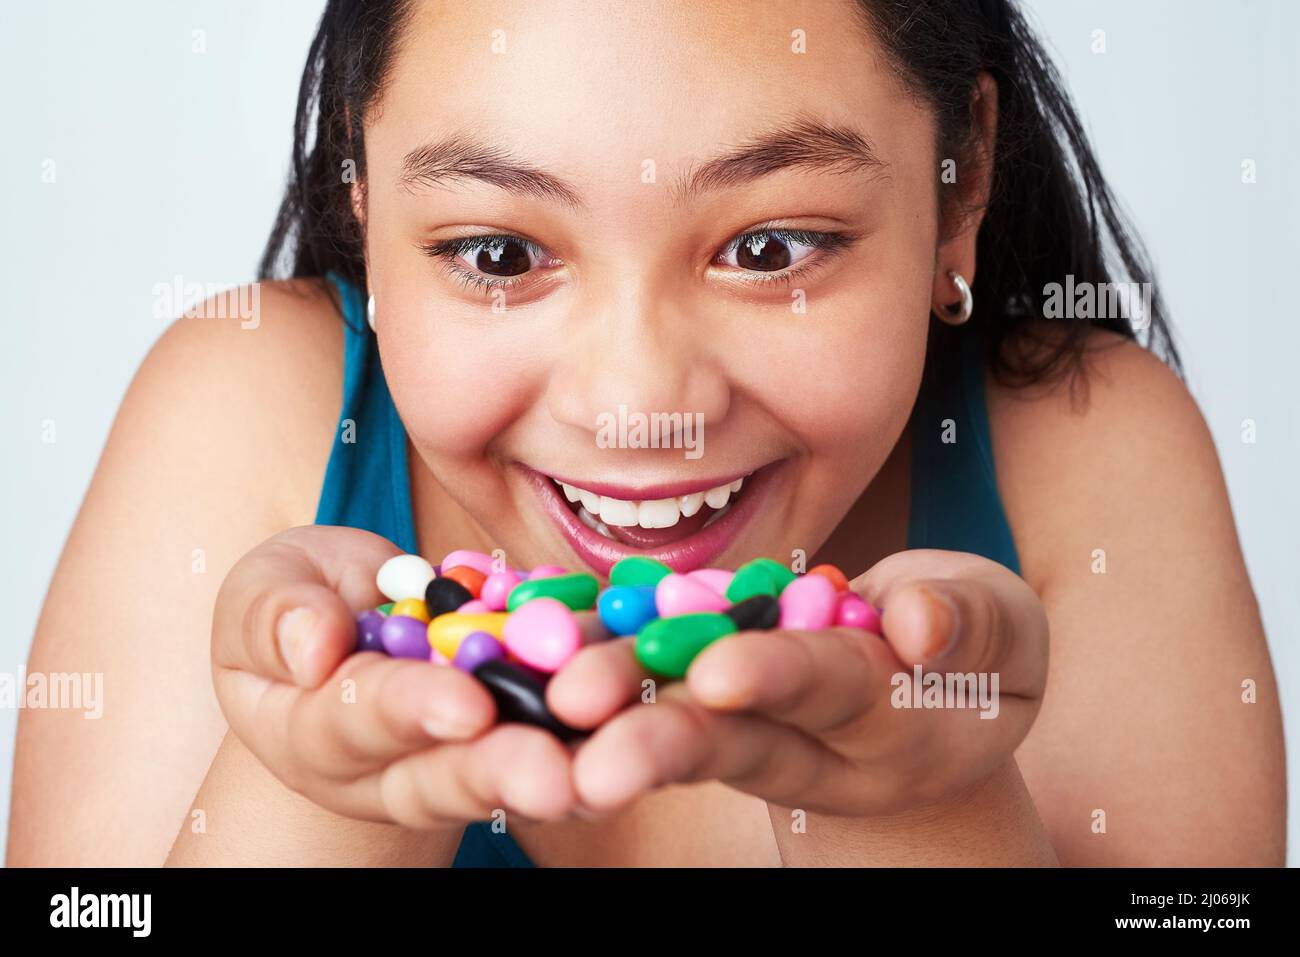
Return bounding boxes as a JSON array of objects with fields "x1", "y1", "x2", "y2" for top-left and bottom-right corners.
[
  {"x1": 8, "y1": 278, "x2": 351, "y2": 864},
  {"x1": 135, "y1": 277, "x2": 346, "y2": 524},
  {"x1": 983, "y1": 323, "x2": 1225, "y2": 593},
  {"x1": 983, "y1": 323, "x2": 1284, "y2": 865}
]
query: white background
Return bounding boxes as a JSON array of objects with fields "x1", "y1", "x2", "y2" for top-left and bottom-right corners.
[{"x1": 2, "y1": 1, "x2": 1296, "y2": 864}]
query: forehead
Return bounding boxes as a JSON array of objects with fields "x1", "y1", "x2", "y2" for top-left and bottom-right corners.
[{"x1": 369, "y1": 0, "x2": 923, "y2": 182}]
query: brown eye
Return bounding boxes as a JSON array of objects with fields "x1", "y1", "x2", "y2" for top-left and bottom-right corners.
[
  {"x1": 734, "y1": 233, "x2": 792, "y2": 271},
  {"x1": 470, "y1": 238, "x2": 534, "y2": 276}
]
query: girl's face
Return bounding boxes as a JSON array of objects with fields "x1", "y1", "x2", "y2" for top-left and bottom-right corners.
[{"x1": 362, "y1": 0, "x2": 950, "y2": 575}]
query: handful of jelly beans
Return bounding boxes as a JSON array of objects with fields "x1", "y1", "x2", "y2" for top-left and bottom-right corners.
[{"x1": 356, "y1": 550, "x2": 884, "y2": 741}]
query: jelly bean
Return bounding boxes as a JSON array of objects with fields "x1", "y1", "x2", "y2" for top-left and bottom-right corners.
[
  {"x1": 430, "y1": 647, "x2": 451, "y2": 666},
  {"x1": 452, "y1": 630, "x2": 506, "y2": 672},
  {"x1": 610, "y1": 556, "x2": 672, "y2": 587},
  {"x1": 424, "y1": 577, "x2": 475, "y2": 618},
  {"x1": 779, "y1": 573, "x2": 838, "y2": 630},
  {"x1": 724, "y1": 594, "x2": 781, "y2": 631},
  {"x1": 427, "y1": 612, "x2": 509, "y2": 660},
  {"x1": 390, "y1": 597, "x2": 430, "y2": 624},
  {"x1": 506, "y1": 572, "x2": 599, "y2": 612},
  {"x1": 440, "y1": 549, "x2": 495, "y2": 576},
  {"x1": 528, "y1": 565, "x2": 568, "y2": 580},
  {"x1": 635, "y1": 612, "x2": 737, "y2": 678},
  {"x1": 355, "y1": 609, "x2": 386, "y2": 653},
  {"x1": 376, "y1": 602, "x2": 394, "y2": 617},
  {"x1": 750, "y1": 558, "x2": 797, "y2": 592},
  {"x1": 376, "y1": 554, "x2": 435, "y2": 602},
  {"x1": 381, "y1": 615, "x2": 432, "y2": 659},
  {"x1": 480, "y1": 571, "x2": 524, "y2": 611},
  {"x1": 725, "y1": 561, "x2": 779, "y2": 604},
  {"x1": 655, "y1": 573, "x2": 730, "y2": 617},
  {"x1": 686, "y1": 568, "x2": 734, "y2": 595},
  {"x1": 503, "y1": 598, "x2": 582, "y2": 673},
  {"x1": 836, "y1": 594, "x2": 882, "y2": 634},
  {"x1": 458, "y1": 599, "x2": 491, "y2": 614},
  {"x1": 441, "y1": 565, "x2": 486, "y2": 598},
  {"x1": 473, "y1": 660, "x2": 583, "y2": 742},
  {"x1": 597, "y1": 585, "x2": 659, "y2": 636},
  {"x1": 807, "y1": 563, "x2": 849, "y2": 592}
]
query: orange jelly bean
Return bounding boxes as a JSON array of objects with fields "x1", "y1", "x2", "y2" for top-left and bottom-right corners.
[
  {"x1": 441, "y1": 565, "x2": 487, "y2": 598},
  {"x1": 806, "y1": 564, "x2": 849, "y2": 592}
]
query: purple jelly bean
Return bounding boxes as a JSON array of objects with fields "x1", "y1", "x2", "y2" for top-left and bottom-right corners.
[
  {"x1": 381, "y1": 614, "x2": 430, "y2": 659},
  {"x1": 355, "y1": 609, "x2": 386, "y2": 653},
  {"x1": 452, "y1": 630, "x2": 507, "y2": 672}
]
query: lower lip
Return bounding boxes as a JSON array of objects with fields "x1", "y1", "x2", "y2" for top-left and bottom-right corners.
[{"x1": 522, "y1": 464, "x2": 779, "y2": 577}]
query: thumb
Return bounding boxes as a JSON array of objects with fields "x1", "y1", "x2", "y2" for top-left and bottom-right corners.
[{"x1": 879, "y1": 573, "x2": 1047, "y2": 697}]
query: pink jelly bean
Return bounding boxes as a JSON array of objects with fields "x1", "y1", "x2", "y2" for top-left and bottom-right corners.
[
  {"x1": 529, "y1": 565, "x2": 568, "y2": 580},
  {"x1": 440, "y1": 549, "x2": 495, "y2": 575},
  {"x1": 685, "y1": 568, "x2": 734, "y2": 595},
  {"x1": 779, "y1": 573, "x2": 837, "y2": 630},
  {"x1": 457, "y1": 599, "x2": 491, "y2": 614},
  {"x1": 480, "y1": 571, "x2": 524, "y2": 611},
  {"x1": 503, "y1": 597, "x2": 581, "y2": 673},
  {"x1": 429, "y1": 647, "x2": 452, "y2": 666},
  {"x1": 836, "y1": 593, "x2": 882, "y2": 634},
  {"x1": 656, "y1": 573, "x2": 730, "y2": 617}
]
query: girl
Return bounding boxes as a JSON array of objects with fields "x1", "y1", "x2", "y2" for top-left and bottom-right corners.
[{"x1": 8, "y1": 0, "x2": 1285, "y2": 866}]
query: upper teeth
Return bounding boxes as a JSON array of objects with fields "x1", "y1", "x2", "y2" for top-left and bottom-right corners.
[{"x1": 557, "y1": 476, "x2": 747, "y2": 528}]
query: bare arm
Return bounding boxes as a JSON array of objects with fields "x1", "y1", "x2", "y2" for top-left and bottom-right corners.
[
  {"x1": 7, "y1": 281, "x2": 342, "y2": 865},
  {"x1": 991, "y1": 333, "x2": 1286, "y2": 865}
]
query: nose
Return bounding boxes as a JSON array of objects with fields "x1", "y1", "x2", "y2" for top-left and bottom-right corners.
[{"x1": 545, "y1": 279, "x2": 730, "y2": 447}]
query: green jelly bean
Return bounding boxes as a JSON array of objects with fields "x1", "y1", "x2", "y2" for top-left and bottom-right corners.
[
  {"x1": 635, "y1": 613, "x2": 737, "y2": 679},
  {"x1": 377, "y1": 602, "x2": 395, "y2": 616},
  {"x1": 751, "y1": 558, "x2": 797, "y2": 592},
  {"x1": 609, "y1": 556, "x2": 673, "y2": 588},
  {"x1": 725, "y1": 561, "x2": 779, "y2": 603},
  {"x1": 506, "y1": 572, "x2": 600, "y2": 612}
]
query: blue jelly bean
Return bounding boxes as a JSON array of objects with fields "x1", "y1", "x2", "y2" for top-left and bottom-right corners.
[
  {"x1": 452, "y1": 630, "x2": 506, "y2": 672},
  {"x1": 355, "y1": 609, "x2": 386, "y2": 653},
  {"x1": 381, "y1": 615, "x2": 429, "y2": 659},
  {"x1": 598, "y1": 585, "x2": 659, "y2": 636}
]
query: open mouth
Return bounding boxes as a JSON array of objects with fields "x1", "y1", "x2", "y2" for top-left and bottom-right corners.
[{"x1": 522, "y1": 463, "x2": 779, "y2": 576}]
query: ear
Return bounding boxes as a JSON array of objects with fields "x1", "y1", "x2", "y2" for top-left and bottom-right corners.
[{"x1": 932, "y1": 72, "x2": 999, "y2": 317}]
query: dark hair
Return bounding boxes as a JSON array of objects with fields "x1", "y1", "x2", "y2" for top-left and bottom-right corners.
[{"x1": 260, "y1": 0, "x2": 1179, "y2": 385}]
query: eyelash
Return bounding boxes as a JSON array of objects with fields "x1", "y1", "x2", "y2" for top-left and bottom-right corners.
[{"x1": 418, "y1": 227, "x2": 855, "y2": 295}]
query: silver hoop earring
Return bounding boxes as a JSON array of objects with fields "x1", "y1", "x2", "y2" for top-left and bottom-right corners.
[
  {"x1": 939, "y1": 271, "x2": 973, "y2": 325},
  {"x1": 366, "y1": 294, "x2": 376, "y2": 332}
]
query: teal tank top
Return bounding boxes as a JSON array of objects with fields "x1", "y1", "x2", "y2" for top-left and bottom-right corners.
[{"x1": 313, "y1": 273, "x2": 1020, "y2": 867}]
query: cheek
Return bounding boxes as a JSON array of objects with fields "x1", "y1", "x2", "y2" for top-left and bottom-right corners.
[{"x1": 374, "y1": 258, "x2": 548, "y2": 459}]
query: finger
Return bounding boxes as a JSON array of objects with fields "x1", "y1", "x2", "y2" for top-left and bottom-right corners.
[
  {"x1": 213, "y1": 526, "x2": 401, "y2": 688},
  {"x1": 373, "y1": 724, "x2": 578, "y2": 828},
  {"x1": 545, "y1": 637, "x2": 646, "y2": 729},
  {"x1": 853, "y1": 549, "x2": 1048, "y2": 695},
  {"x1": 684, "y1": 627, "x2": 896, "y2": 733},
  {"x1": 882, "y1": 575, "x2": 1048, "y2": 696},
  {"x1": 572, "y1": 687, "x2": 824, "y2": 813},
  {"x1": 293, "y1": 654, "x2": 499, "y2": 778}
]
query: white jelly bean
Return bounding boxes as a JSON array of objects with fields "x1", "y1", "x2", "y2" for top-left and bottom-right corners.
[{"x1": 376, "y1": 553, "x2": 435, "y2": 602}]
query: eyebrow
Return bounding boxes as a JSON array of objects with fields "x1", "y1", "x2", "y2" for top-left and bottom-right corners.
[{"x1": 397, "y1": 115, "x2": 887, "y2": 208}]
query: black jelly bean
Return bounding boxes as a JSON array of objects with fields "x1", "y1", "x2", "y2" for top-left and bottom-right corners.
[
  {"x1": 425, "y1": 576, "x2": 474, "y2": 617},
  {"x1": 724, "y1": 594, "x2": 781, "y2": 631},
  {"x1": 473, "y1": 660, "x2": 585, "y2": 742}
]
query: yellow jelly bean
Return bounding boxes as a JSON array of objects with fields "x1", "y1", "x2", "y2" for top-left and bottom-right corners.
[
  {"x1": 390, "y1": 598, "x2": 430, "y2": 624},
  {"x1": 426, "y1": 612, "x2": 508, "y2": 660}
]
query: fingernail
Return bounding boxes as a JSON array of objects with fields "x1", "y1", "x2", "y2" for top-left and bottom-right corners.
[
  {"x1": 276, "y1": 607, "x2": 315, "y2": 682},
  {"x1": 921, "y1": 586, "x2": 960, "y2": 659}
]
